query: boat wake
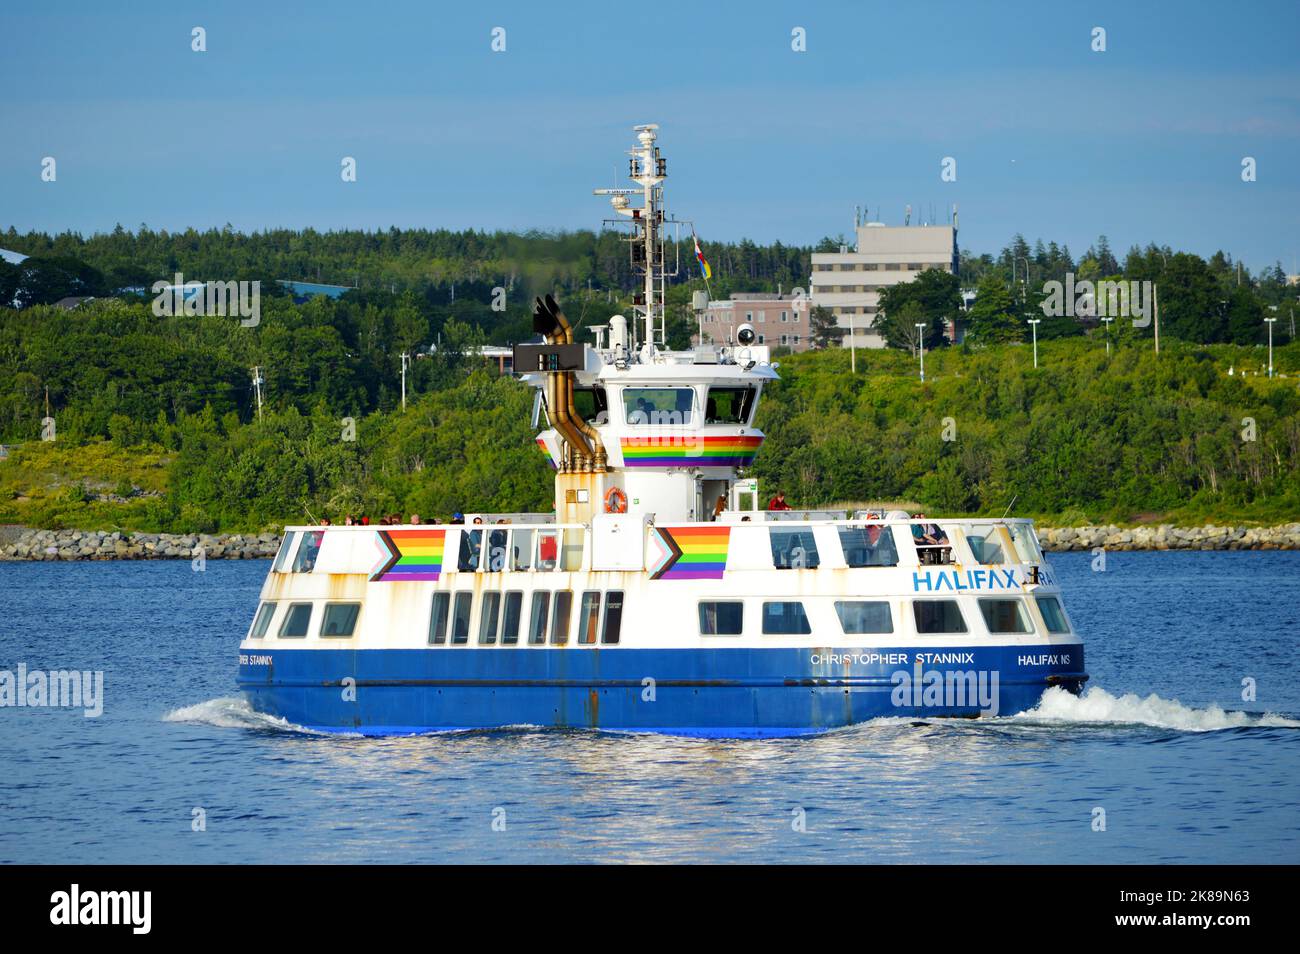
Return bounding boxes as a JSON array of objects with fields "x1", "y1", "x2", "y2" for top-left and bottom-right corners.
[
  {"x1": 163, "y1": 697, "x2": 322, "y2": 734},
  {"x1": 1013, "y1": 686, "x2": 1300, "y2": 732}
]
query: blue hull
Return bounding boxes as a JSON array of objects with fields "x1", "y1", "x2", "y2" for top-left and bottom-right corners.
[{"x1": 238, "y1": 644, "x2": 1086, "y2": 738}]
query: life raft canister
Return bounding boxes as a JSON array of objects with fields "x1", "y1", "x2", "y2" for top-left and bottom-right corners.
[{"x1": 604, "y1": 486, "x2": 628, "y2": 514}]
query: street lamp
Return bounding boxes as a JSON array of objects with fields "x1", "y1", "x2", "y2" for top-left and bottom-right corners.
[
  {"x1": 1265, "y1": 316, "x2": 1277, "y2": 378},
  {"x1": 916, "y1": 323, "x2": 926, "y2": 382},
  {"x1": 1027, "y1": 318, "x2": 1041, "y2": 368},
  {"x1": 1100, "y1": 316, "x2": 1114, "y2": 355}
]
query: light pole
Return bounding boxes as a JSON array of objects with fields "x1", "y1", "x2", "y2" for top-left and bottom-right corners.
[
  {"x1": 1265, "y1": 317, "x2": 1277, "y2": 378},
  {"x1": 1100, "y1": 316, "x2": 1114, "y2": 355},
  {"x1": 916, "y1": 323, "x2": 926, "y2": 382},
  {"x1": 1027, "y1": 318, "x2": 1041, "y2": 368}
]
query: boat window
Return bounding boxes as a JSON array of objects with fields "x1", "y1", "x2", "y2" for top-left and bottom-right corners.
[
  {"x1": 486, "y1": 527, "x2": 509, "y2": 571},
  {"x1": 909, "y1": 522, "x2": 952, "y2": 565},
  {"x1": 623, "y1": 387, "x2": 695, "y2": 426},
  {"x1": 838, "y1": 525, "x2": 899, "y2": 567},
  {"x1": 769, "y1": 527, "x2": 820, "y2": 569},
  {"x1": 762, "y1": 601, "x2": 811, "y2": 635},
  {"x1": 429, "y1": 592, "x2": 451, "y2": 645},
  {"x1": 913, "y1": 600, "x2": 967, "y2": 634},
  {"x1": 1010, "y1": 523, "x2": 1043, "y2": 564},
  {"x1": 528, "y1": 592, "x2": 550, "y2": 645},
  {"x1": 321, "y1": 602, "x2": 361, "y2": 638},
  {"x1": 501, "y1": 591, "x2": 524, "y2": 645},
  {"x1": 577, "y1": 591, "x2": 601, "y2": 645},
  {"x1": 278, "y1": 602, "x2": 313, "y2": 638},
  {"x1": 1035, "y1": 595, "x2": 1071, "y2": 634},
  {"x1": 248, "y1": 601, "x2": 276, "y2": 639},
  {"x1": 511, "y1": 529, "x2": 534, "y2": 571},
  {"x1": 550, "y1": 590, "x2": 573, "y2": 645},
  {"x1": 458, "y1": 529, "x2": 482, "y2": 572},
  {"x1": 535, "y1": 530, "x2": 558, "y2": 571},
  {"x1": 979, "y1": 598, "x2": 1031, "y2": 634},
  {"x1": 705, "y1": 387, "x2": 756, "y2": 425},
  {"x1": 573, "y1": 386, "x2": 609, "y2": 425},
  {"x1": 602, "y1": 591, "x2": 624, "y2": 644},
  {"x1": 450, "y1": 592, "x2": 473, "y2": 645},
  {"x1": 560, "y1": 528, "x2": 584, "y2": 570},
  {"x1": 834, "y1": 601, "x2": 894, "y2": 634},
  {"x1": 965, "y1": 523, "x2": 1007, "y2": 565},
  {"x1": 271, "y1": 533, "x2": 297, "y2": 573},
  {"x1": 699, "y1": 601, "x2": 743, "y2": 635},
  {"x1": 291, "y1": 531, "x2": 323, "y2": 573},
  {"x1": 478, "y1": 591, "x2": 502, "y2": 644}
]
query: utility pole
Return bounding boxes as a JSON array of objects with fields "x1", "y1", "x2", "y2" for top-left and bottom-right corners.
[
  {"x1": 1028, "y1": 318, "x2": 1041, "y2": 368},
  {"x1": 400, "y1": 352, "x2": 410, "y2": 411},
  {"x1": 1265, "y1": 317, "x2": 1277, "y2": 378},
  {"x1": 849, "y1": 314, "x2": 856, "y2": 373},
  {"x1": 916, "y1": 323, "x2": 926, "y2": 381},
  {"x1": 1101, "y1": 316, "x2": 1114, "y2": 355},
  {"x1": 251, "y1": 367, "x2": 264, "y2": 420},
  {"x1": 1153, "y1": 284, "x2": 1160, "y2": 355}
]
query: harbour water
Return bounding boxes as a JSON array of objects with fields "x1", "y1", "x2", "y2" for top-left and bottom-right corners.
[{"x1": 1, "y1": 551, "x2": 1297, "y2": 864}]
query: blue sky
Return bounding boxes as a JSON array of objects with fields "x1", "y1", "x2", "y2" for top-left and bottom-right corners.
[{"x1": 1, "y1": 0, "x2": 1297, "y2": 270}]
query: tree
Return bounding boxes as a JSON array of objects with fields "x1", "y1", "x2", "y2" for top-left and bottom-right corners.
[
  {"x1": 965, "y1": 274, "x2": 1022, "y2": 345},
  {"x1": 809, "y1": 305, "x2": 841, "y2": 348},
  {"x1": 875, "y1": 268, "x2": 960, "y2": 349}
]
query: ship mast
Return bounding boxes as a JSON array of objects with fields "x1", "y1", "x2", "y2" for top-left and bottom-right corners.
[{"x1": 596, "y1": 123, "x2": 667, "y2": 359}]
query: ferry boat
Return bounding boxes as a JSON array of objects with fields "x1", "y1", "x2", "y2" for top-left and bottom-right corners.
[{"x1": 237, "y1": 125, "x2": 1087, "y2": 737}]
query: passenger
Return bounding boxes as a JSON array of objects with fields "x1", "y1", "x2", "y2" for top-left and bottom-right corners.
[
  {"x1": 344, "y1": 515, "x2": 356, "y2": 526},
  {"x1": 409, "y1": 513, "x2": 422, "y2": 525},
  {"x1": 740, "y1": 515, "x2": 751, "y2": 522},
  {"x1": 712, "y1": 495, "x2": 726, "y2": 521},
  {"x1": 912, "y1": 514, "x2": 938, "y2": 564},
  {"x1": 319, "y1": 518, "x2": 331, "y2": 526},
  {"x1": 450, "y1": 513, "x2": 465, "y2": 525},
  {"x1": 628, "y1": 397, "x2": 651, "y2": 425},
  {"x1": 472, "y1": 516, "x2": 484, "y2": 525},
  {"x1": 360, "y1": 515, "x2": 370, "y2": 526},
  {"x1": 767, "y1": 490, "x2": 792, "y2": 511}
]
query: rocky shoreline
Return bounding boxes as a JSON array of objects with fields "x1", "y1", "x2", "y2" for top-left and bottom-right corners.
[{"x1": 2, "y1": 522, "x2": 1299, "y2": 561}]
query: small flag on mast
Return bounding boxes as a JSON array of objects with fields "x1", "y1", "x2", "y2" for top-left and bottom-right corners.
[{"x1": 693, "y1": 235, "x2": 712, "y2": 280}]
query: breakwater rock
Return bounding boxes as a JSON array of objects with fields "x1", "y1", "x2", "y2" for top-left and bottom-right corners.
[
  {"x1": 1037, "y1": 523, "x2": 1300, "y2": 552},
  {"x1": 0, "y1": 528, "x2": 280, "y2": 561}
]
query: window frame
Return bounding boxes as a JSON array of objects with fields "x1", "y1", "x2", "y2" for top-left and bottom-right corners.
[
  {"x1": 769, "y1": 527, "x2": 821, "y2": 569},
  {"x1": 1035, "y1": 595, "x2": 1072, "y2": 635},
  {"x1": 550, "y1": 590, "x2": 573, "y2": 645},
  {"x1": 271, "y1": 533, "x2": 297, "y2": 573},
  {"x1": 501, "y1": 590, "x2": 524, "y2": 645},
  {"x1": 429, "y1": 591, "x2": 451, "y2": 645},
  {"x1": 601, "y1": 591, "x2": 624, "y2": 645},
  {"x1": 699, "y1": 600, "x2": 744, "y2": 636},
  {"x1": 320, "y1": 601, "x2": 361, "y2": 638},
  {"x1": 761, "y1": 601, "x2": 812, "y2": 635},
  {"x1": 478, "y1": 591, "x2": 502, "y2": 645},
  {"x1": 622, "y1": 386, "x2": 697, "y2": 426},
  {"x1": 528, "y1": 591, "x2": 551, "y2": 645},
  {"x1": 978, "y1": 597, "x2": 1032, "y2": 635},
  {"x1": 912, "y1": 599, "x2": 968, "y2": 635},
  {"x1": 577, "y1": 591, "x2": 601, "y2": 645},
  {"x1": 834, "y1": 600, "x2": 894, "y2": 635},
  {"x1": 450, "y1": 592, "x2": 473, "y2": 646},
  {"x1": 248, "y1": 601, "x2": 277, "y2": 639},
  {"x1": 278, "y1": 601, "x2": 313, "y2": 639}
]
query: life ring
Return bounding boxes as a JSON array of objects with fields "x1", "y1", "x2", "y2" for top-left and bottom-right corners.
[{"x1": 604, "y1": 486, "x2": 628, "y2": 514}]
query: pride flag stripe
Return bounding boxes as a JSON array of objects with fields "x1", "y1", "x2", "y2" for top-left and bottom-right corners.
[
  {"x1": 371, "y1": 529, "x2": 446, "y2": 582},
  {"x1": 650, "y1": 526, "x2": 731, "y2": 580}
]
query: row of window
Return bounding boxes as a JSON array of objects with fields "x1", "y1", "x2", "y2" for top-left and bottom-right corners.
[
  {"x1": 814, "y1": 262, "x2": 950, "y2": 272},
  {"x1": 248, "y1": 590, "x2": 626, "y2": 646},
  {"x1": 704, "y1": 310, "x2": 802, "y2": 323},
  {"x1": 698, "y1": 595, "x2": 1072, "y2": 637}
]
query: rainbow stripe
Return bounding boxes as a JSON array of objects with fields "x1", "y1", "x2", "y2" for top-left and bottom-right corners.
[
  {"x1": 536, "y1": 437, "x2": 556, "y2": 468},
  {"x1": 621, "y1": 435, "x2": 763, "y2": 468},
  {"x1": 649, "y1": 526, "x2": 731, "y2": 580},
  {"x1": 371, "y1": 528, "x2": 446, "y2": 582}
]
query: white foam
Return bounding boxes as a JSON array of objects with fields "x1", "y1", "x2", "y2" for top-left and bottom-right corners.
[
  {"x1": 163, "y1": 696, "x2": 316, "y2": 733},
  {"x1": 1016, "y1": 686, "x2": 1300, "y2": 732}
]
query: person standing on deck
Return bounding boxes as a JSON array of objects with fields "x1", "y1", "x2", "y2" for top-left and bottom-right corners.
[{"x1": 767, "y1": 490, "x2": 791, "y2": 511}]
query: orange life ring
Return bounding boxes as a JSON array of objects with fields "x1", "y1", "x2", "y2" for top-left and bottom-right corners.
[{"x1": 604, "y1": 486, "x2": 628, "y2": 514}]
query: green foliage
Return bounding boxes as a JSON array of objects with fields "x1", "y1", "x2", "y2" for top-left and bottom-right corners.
[{"x1": 965, "y1": 274, "x2": 1022, "y2": 345}]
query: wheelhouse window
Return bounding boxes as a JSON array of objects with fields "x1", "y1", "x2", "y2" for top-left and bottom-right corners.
[
  {"x1": 705, "y1": 387, "x2": 757, "y2": 425},
  {"x1": 321, "y1": 602, "x2": 361, "y2": 638},
  {"x1": 602, "y1": 591, "x2": 624, "y2": 644},
  {"x1": 978, "y1": 598, "x2": 1031, "y2": 634},
  {"x1": 272, "y1": 533, "x2": 297, "y2": 573},
  {"x1": 573, "y1": 386, "x2": 609, "y2": 426},
  {"x1": 770, "y1": 528, "x2": 820, "y2": 569},
  {"x1": 429, "y1": 592, "x2": 451, "y2": 645},
  {"x1": 838, "y1": 525, "x2": 899, "y2": 567},
  {"x1": 248, "y1": 601, "x2": 276, "y2": 639},
  {"x1": 450, "y1": 592, "x2": 473, "y2": 645},
  {"x1": 834, "y1": 601, "x2": 894, "y2": 634},
  {"x1": 278, "y1": 602, "x2": 313, "y2": 638},
  {"x1": 528, "y1": 592, "x2": 551, "y2": 645},
  {"x1": 1009, "y1": 523, "x2": 1043, "y2": 564},
  {"x1": 577, "y1": 591, "x2": 601, "y2": 645},
  {"x1": 501, "y1": 591, "x2": 524, "y2": 645},
  {"x1": 699, "y1": 601, "x2": 743, "y2": 635},
  {"x1": 762, "y1": 601, "x2": 811, "y2": 635},
  {"x1": 1035, "y1": 596, "x2": 1071, "y2": 634},
  {"x1": 550, "y1": 591, "x2": 573, "y2": 645},
  {"x1": 292, "y1": 531, "x2": 323, "y2": 573},
  {"x1": 478, "y1": 591, "x2": 502, "y2": 644},
  {"x1": 910, "y1": 521, "x2": 952, "y2": 565},
  {"x1": 623, "y1": 387, "x2": 695, "y2": 426},
  {"x1": 965, "y1": 523, "x2": 1007, "y2": 565},
  {"x1": 913, "y1": 600, "x2": 967, "y2": 634}
]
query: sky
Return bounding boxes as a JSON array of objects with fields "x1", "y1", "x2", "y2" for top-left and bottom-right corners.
[{"x1": 1, "y1": 0, "x2": 1298, "y2": 271}]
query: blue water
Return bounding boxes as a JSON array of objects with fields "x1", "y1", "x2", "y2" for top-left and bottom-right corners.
[{"x1": 1, "y1": 551, "x2": 1297, "y2": 864}]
